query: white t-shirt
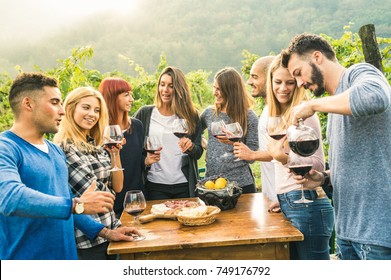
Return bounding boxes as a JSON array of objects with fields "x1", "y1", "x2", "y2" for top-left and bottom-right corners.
[
  {"x1": 259, "y1": 106, "x2": 277, "y2": 201},
  {"x1": 32, "y1": 142, "x2": 49, "y2": 153},
  {"x1": 147, "y1": 108, "x2": 187, "y2": 184}
]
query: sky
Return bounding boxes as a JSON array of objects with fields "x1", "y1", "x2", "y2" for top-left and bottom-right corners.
[{"x1": 0, "y1": 0, "x2": 138, "y2": 41}]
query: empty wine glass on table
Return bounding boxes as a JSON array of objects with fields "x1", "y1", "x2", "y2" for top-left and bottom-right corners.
[
  {"x1": 223, "y1": 122, "x2": 243, "y2": 161},
  {"x1": 287, "y1": 151, "x2": 313, "y2": 204},
  {"x1": 267, "y1": 115, "x2": 287, "y2": 140},
  {"x1": 103, "y1": 125, "x2": 124, "y2": 172},
  {"x1": 123, "y1": 190, "x2": 147, "y2": 241}
]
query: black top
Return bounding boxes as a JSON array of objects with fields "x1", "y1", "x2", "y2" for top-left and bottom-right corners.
[{"x1": 113, "y1": 118, "x2": 146, "y2": 215}]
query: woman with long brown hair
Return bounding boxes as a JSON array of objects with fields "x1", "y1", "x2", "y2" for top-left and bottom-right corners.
[
  {"x1": 134, "y1": 66, "x2": 203, "y2": 200},
  {"x1": 99, "y1": 77, "x2": 158, "y2": 217},
  {"x1": 201, "y1": 67, "x2": 259, "y2": 194}
]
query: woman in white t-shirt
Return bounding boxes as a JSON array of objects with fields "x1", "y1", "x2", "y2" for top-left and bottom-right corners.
[{"x1": 134, "y1": 66, "x2": 203, "y2": 200}]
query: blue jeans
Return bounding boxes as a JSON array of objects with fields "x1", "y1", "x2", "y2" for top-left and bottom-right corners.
[
  {"x1": 336, "y1": 238, "x2": 391, "y2": 260},
  {"x1": 278, "y1": 190, "x2": 334, "y2": 260}
]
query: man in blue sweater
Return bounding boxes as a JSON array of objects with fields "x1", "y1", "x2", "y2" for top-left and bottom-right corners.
[
  {"x1": 0, "y1": 73, "x2": 140, "y2": 259},
  {"x1": 281, "y1": 33, "x2": 391, "y2": 260}
]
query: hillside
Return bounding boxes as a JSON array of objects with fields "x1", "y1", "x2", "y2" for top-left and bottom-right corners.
[{"x1": 1, "y1": 0, "x2": 390, "y2": 76}]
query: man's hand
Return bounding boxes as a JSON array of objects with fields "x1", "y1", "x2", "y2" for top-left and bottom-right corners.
[
  {"x1": 290, "y1": 102, "x2": 316, "y2": 126},
  {"x1": 79, "y1": 181, "x2": 115, "y2": 214},
  {"x1": 101, "y1": 227, "x2": 142, "y2": 242}
]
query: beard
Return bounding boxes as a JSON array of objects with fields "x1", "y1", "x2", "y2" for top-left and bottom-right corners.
[{"x1": 307, "y1": 62, "x2": 326, "y2": 97}]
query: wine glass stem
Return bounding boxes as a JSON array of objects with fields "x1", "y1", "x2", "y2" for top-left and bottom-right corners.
[{"x1": 300, "y1": 184, "x2": 305, "y2": 200}]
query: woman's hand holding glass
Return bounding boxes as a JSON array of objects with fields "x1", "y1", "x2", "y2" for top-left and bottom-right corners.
[
  {"x1": 221, "y1": 122, "x2": 243, "y2": 161},
  {"x1": 178, "y1": 137, "x2": 194, "y2": 153},
  {"x1": 103, "y1": 125, "x2": 124, "y2": 172},
  {"x1": 144, "y1": 136, "x2": 162, "y2": 170}
]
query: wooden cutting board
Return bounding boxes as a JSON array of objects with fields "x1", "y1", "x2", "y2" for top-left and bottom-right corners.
[{"x1": 138, "y1": 200, "x2": 203, "y2": 223}]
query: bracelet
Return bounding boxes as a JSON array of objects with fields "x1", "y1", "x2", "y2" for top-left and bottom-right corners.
[{"x1": 321, "y1": 171, "x2": 330, "y2": 189}]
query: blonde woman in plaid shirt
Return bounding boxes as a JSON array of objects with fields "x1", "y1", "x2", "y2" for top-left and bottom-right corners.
[{"x1": 54, "y1": 87, "x2": 132, "y2": 259}]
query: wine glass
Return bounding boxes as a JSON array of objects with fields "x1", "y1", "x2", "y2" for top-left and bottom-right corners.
[
  {"x1": 267, "y1": 115, "x2": 287, "y2": 140},
  {"x1": 223, "y1": 122, "x2": 243, "y2": 161},
  {"x1": 173, "y1": 118, "x2": 189, "y2": 138},
  {"x1": 173, "y1": 119, "x2": 189, "y2": 155},
  {"x1": 123, "y1": 190, "x2": 147, "y2": 241},
  {"x1": 144, "y1": 136, "x2": 163, "y2": 154},
  {"x1": 144, "y1": 135, "x2": 163, "y2": 172},
  {"x1": 211, "y1": 120, "x2": 226, "y2": 138},
  {"x1": 103, "y1": 125, "x2": 124, "y2": 172},
  {"x1": 287, "y1": 151, "x2": 313, "y2": 204}
]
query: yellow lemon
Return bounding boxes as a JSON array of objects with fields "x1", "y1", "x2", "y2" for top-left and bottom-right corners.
[
  {"x1": 215, "y1": 178, "x2": 227, "y2": 189},
  {"x1": 204, "y1": 180, "x2": 215, "y2": 189}
]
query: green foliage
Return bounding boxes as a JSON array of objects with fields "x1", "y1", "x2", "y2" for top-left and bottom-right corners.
[
  {"x1": 0, "y1": 72, "x2": 13, "y2": 131},
  {"x1": 1, "y1": 26, "x2": 391, "y2": 190}
]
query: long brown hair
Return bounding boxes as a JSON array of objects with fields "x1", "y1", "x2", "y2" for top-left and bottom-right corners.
[
  {"x1": 214, "y1": 67, "x2": 254, "y2": 136},
  {"x1": 53, "y1": 87, "x2": 108, "y2": 152},
  {"x1": 266, "y1": 55, "x2": 309, "y2": 124},
  {"x1": 99, "y1": 77, "x2": 132, "y2": 128},
  {"x1": 154, "y1": 66, "x2": 199, "y2": 134}
]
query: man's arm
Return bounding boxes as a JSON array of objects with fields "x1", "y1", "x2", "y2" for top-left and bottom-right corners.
[{"x1": 291, "y1": 91, "x2": 352, "y2": 125}]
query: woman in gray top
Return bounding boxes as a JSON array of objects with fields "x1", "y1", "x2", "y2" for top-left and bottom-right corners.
[{"x1": 201, "y1": 67, "x2": 259, "y2": 193}]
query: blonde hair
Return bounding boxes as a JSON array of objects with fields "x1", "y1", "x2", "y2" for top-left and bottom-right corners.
[
  {"x1": 214, "y1": 67, "x2": 254, "y2": 136},
  {"x1": 54, "y1": 87, "x2": 109, "y2": 153},
  {"x1": 266, "y1": 55, "x2": 309, "y2": 124},
  {"x1": 154, "y1": 66, "x2": 199, "y2": 134}
]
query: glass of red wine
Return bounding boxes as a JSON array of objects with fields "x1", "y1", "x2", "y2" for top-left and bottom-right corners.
[
  {"x1": 223, "y1": 122, "x2": 243, "y2": 162},
  {"x1": 123, "y1": 190, "x2": 147, "y2": 241},
  {"x1": 144, "y1": 136, "x2": 163, "y2": 154},
  {"x1": 287, "y1": 151, "x2": 313, "y2": 204},
  {"x1": 173, "y1": 118, "x2": 189, "y2": 155},
  {"x1": 173, "y1": 118, "x2": 189, "y2": 139},
  {"x1": 267, "y1": 115, "x2": 287, "y2": 140},
  {"x1": 211, "y1": 120, "x2": 226, "y2": 138},
  {"x1": 103, "y1": 125, "x2": 124, "y2": 172}
]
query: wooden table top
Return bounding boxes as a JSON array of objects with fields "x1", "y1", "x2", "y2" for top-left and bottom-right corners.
[{"x1": 108, "y1": 193, "x2": 303, "y2": 255}]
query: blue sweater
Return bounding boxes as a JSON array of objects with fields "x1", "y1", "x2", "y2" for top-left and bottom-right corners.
[
  {"x1": 328, "y1": 63, "x2": 391, "y2": 248},
  {"x1": 0, "y1": 131, "x2": 103, "y2": 259}
]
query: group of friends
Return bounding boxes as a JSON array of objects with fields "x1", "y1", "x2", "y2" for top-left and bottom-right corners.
[{"x1": 0, "y1": 33, "x2": 390, "y2": 260}]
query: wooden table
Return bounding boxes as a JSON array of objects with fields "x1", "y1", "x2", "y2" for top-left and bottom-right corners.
[{"x1": 108, "y1": 193, "x2": 303, "y2": 260}]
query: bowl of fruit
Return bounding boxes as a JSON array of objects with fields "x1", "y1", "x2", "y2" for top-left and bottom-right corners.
[{"x1": 196, "y1": 176, "x2": 242, "y2": 210}]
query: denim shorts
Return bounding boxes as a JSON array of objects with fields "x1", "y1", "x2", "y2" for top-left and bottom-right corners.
[
  {"x1": 336, "y1": 238, "x2": 391, "y2": 260},
  {"x1": 278, "y1": 190, "x2": 334, "y2": 260}
]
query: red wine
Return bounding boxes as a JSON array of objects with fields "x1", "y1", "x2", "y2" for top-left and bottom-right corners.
[
  {"x1": 125, "y1": 208, "x2": 145, "y2": 217},
  {"x1": 228, "y1": 137, "x2": 241, "y2": 142},
  {"x1": 213, "y1": 134, "x2": 225, "y2": 138},
  {"x1": 289, "y1": 165, "x2": 312, "y2": 176},
  {"x1": 145, "y1": 149, "x2": 159, "y2": 154},
  {"x1": 105, "y1": 142, "x2": 120, "y2": 149},
  {"x1": 288, "y1": 139, "x2": 319, "y2": 157},
  {"x1": 174, "y1": 132, "x2": 188, "y2": 138},
  {"x1": 269, "y1": 134, "x2": 286, "y2": 140}
]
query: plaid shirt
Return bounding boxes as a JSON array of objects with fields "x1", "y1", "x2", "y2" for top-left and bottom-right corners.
[{"x1": 63, "y1": 142, "x2": 121, "y2": 249}]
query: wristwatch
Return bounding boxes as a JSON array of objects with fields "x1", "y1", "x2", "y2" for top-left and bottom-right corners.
[{"x1": 74, "y1": 197, "x2": 85, "y2": 214}]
